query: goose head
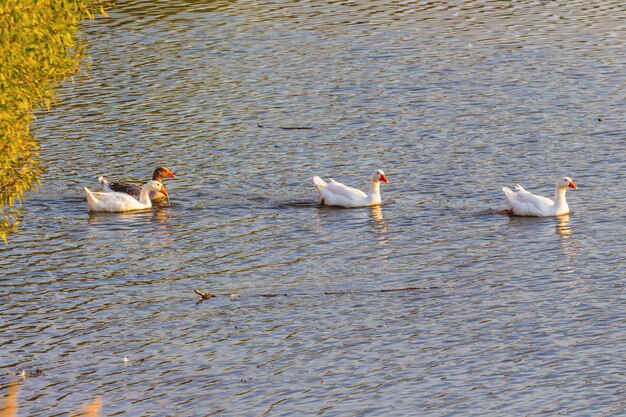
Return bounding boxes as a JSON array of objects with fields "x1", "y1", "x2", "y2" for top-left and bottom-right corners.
[
  {"x1": 144, "y1": 180, "x2": 168, "y2": 196},
  {"x1": 557, "y1": 177, "x2": 577, "y2": 189},
  {"x1": 372, "y1": 169, "x2": 389, "y2": 184},
  {"x1": 152, "y1": 166, "x2": 176, "y2": 180}
]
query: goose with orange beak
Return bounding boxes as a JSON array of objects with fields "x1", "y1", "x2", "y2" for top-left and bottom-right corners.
[
  {"x1": 501, "y1": 176, "x2": 577, "y2": 216},
  {"x1": 99, "y1": 166, "x2": 176, "y2": 202},
  {"x1": 313, "y1": 169, "x2": 389, "y2": 208}
]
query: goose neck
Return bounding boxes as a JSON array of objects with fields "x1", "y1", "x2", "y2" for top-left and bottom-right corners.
[
  {"x1": 554, "y1": 186, "x2": 568, "y2": 208},
  {"x1": 369, "y1": 180, "x2": 381, "y2": 196},
  {"x1": 139, "y1": 186, "x2": 153, "y2": 206}
]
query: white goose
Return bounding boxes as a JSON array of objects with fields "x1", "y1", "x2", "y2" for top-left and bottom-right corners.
[
  {"x1": 313, "y1": 169, "x2": 389, "y2": 208},
  {"x1": 84, "y1": 180, "x2": 167, "y2": 212},
  {"x1": 502, "y1": 177, "x2": 577, "y2": 216}
]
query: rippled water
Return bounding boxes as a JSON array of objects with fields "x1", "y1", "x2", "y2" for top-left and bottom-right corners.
[{"x1": 2, "y1": 1, "x2": 626, "y2": 415}]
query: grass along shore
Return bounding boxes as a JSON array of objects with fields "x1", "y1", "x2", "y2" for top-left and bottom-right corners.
[{"x1": 0, "y1": 0, "x2": 110, "y2": 243}]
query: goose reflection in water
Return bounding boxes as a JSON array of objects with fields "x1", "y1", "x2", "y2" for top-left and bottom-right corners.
[
  {"x1": 556, "y1": 214, "x2": 577, "y2": 256},
  {"x1": 555, "y1": 214, "x2": 580, "y2": 282},
  {"x1": 153, "y1": 207, "x2": 169, "y2": 224},
  {"x1": 87, "y1": 207, "x2": 170, "y2": 226},
  {"x1": 369, "y1": 205, "x2": 389, "y2": 237},
  {"x1": 556, "y1": 214, "x2": 572, "y2": 239}
]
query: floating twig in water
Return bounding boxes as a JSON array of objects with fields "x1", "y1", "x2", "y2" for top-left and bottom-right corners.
[{"x1": 194, "y1": 289, "x2": 216, "y2": 299}]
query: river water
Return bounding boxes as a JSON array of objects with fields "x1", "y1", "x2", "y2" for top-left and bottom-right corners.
[{"x1": 2, "y1": 1, "x2": 626, "y2": 415}]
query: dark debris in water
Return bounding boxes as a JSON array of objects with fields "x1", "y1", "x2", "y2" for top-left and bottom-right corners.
[
  {"x1": 257, "y1": 123, "x2": 314, "y2": 130},
  {"x1": 194, "y1": 286, "x2": 436, "y2": 302},
  {"x1": 6, "y1": 368, "x2": 44, "y2": 378},
  {"x1": 275, "y1": 200, "x2": 320, "y2": 209},
  {"x1": 129, "y1": 358, "x2": 147, "y2": 366}
]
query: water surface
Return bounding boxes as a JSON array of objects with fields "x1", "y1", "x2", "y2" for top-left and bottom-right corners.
[{"x1": 2, "y1": 1, "x2": 626, "y2": 415}]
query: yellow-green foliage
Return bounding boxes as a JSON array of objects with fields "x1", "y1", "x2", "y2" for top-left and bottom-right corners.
[{"x1": 0, "y1": 0, "x2": 110, "y2": 243}]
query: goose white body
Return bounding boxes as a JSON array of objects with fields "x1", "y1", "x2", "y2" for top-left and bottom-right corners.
[
  {"x1": 313, "y1": 170, "x2": 388, "y2": 208},
  {"x1": 502, "y1": 177, "x2": 577, "y2": 217},
  {"x1": 85, "y1": 180, "x2": 165, "y2": 212}
]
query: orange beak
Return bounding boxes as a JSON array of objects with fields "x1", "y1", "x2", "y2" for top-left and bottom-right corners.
[
  {"x1": 166, "y1": 171, "x2": 176, "y2": 178},
  {"x1": 568, "y1": 181, "x2": 577, "y2": 189},
  {"x1": 160, "y1": 186, "x2": 169, "y2": 196},
  {"x1": 380, "y1": 174, "x2": 389, "y2": 183}
]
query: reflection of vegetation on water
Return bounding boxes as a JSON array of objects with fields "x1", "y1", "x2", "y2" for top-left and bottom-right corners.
[
  {"x1": 0, "y1": 0, "x2": 110, "y2": 243},
  {"x1": 0, "y1": 379, "x2": 101, "y2": 417},
  {"x1": 0, "y1": 380, "x2": 19, "y2": 417}
]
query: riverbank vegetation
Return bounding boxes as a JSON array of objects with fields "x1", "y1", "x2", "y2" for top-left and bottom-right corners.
[{"x1": 0, "y1": 0, "x2": 110, "y2": 243}]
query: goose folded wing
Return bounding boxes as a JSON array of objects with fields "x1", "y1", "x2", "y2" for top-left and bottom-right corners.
[
  {"x1": 107, "y1": 180, "x2": 142, "y2": 199},
  {"x1": 514, "y1": 188, "x2": 554, "y2": 208},
  {"x1": 326, "y1": 179, "x2": 368, "y2": 198}
]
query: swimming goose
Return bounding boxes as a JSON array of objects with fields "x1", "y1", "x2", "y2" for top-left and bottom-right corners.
[
  {"x1": 85, "y1": 180, "x2": 167, "y2": 212},
  {"x1": 502, "y1": 177, "x2": 577, "y2": 216},
  {"x1": 99, "y1": 166, "x2": 175, "y2": 201},
  {"x1": 313, "y1": 170, "x2": 389, "y2": 208}
]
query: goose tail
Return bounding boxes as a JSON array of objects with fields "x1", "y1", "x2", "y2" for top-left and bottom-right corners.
[
  {"x1": 313, "y1": 176, "x2": 328, "y2": 190},
  {"x1": 84, "y1": 187, "x2": 97, "y2": 210},
  {"x1": 502, "y1": 186, "x2": 516, "y2": 205}
]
